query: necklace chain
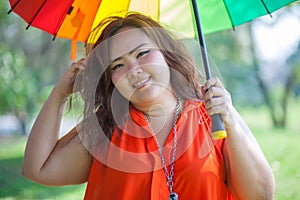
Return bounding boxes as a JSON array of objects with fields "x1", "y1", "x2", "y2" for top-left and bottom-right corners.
[{"x1": 143, "y1": 98, "x2": 182, "y2": 195}]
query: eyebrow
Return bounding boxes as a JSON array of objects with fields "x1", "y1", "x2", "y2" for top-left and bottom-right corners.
[{"x1": 111, "y1": 43, "x2": 149, "y2": 63}]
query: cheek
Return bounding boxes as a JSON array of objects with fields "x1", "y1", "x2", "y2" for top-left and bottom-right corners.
[
  {"x1": 111, "y1": 70, "x2": 125, "y2": 86},
  {"x1": 143, "y1": 51, "x2": 169, "y2": 72},
  {"x1": 111, "y1": 71, "x2": 131, "y2": 99},
  {"x1": 147, "y1": 54, "x2": 170, "y2": 81},
  {"x1": 111, "y1": 72, "x2": 119, "y2": 86}
]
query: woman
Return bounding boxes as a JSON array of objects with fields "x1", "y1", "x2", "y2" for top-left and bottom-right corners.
[{"x1": 22, "y1": 13, "x2": 275, "y2": 200}]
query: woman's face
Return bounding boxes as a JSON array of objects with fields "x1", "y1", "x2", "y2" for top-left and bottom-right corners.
[{"x1": 109, "y1": 28, "x2": 173, "y2": 107}]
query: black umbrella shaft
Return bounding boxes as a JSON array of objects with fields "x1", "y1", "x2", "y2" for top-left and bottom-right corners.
[
  {"x1": 191, "y1": 0, "x2": 227, "y2": 139},
  {"x1": 191, "y1": 0, "x2": 211, "y2": 79}
]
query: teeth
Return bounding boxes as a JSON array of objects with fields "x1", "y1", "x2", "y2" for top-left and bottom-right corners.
[{"x1": 133, "y1": 77, "x2": 150, "y2": 88}]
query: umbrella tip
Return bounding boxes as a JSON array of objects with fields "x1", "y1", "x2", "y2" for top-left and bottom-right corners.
[
  {"x1": 7, "y1": 9, "x2": 13, "y2": 15},
  {"x1": 8, "y1": 0, "x2": 21, "y2": 15},
  {"x1": 67, "y1": 6, "x2": 74, "y2": 15}
]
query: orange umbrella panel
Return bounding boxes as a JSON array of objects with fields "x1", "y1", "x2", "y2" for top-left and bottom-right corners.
[{"x1": 58, "y1": 0, "x2": 160, "y2": 42}]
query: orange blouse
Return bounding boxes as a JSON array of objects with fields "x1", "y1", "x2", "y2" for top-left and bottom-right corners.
[{"x1": 84, "y1": 100, "x2": 234, "y2": 200}]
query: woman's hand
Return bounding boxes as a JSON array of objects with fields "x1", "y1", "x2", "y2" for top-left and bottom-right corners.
[
  {"x1": 22, "y1": 57, "x2": 92, "y2": 186},
  {"x1": 54, "y1": 58, "x2": 87, "y2": 99},
  {"x1": 201, "y1": 77, "x2": 234, "y2": 128},
  {"x1": 202, "y1": 78, "x2": 275, "y2": 199}
]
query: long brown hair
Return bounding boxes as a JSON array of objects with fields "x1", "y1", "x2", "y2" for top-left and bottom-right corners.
[{"x1": 79, "y1": 13, "x2": 203, "y2": 150}]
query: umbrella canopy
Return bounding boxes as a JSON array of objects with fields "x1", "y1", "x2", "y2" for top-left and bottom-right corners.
[
  {"x1": 8, "y1": 0, "x2": 296, "y2": 58},
  {"x1": 7, "y1": 0, "x2": 296, "y2": 138}
]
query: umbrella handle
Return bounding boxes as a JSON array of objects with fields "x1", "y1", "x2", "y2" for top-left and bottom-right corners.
[
  {"x1": 211, "y1": 114, "x2": 227, "y2": 140},
  {"x1": 191, "y1": 0, "x2": 227, "y2": 140}
]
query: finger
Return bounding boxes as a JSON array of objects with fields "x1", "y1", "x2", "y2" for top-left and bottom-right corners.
[
  {"x1": 67, "y1": 59, "x2": 87, "y2": 77},
  {"x1": 69, "y1": 62, "x2": 80, "y2": 74},
  {"x1": 205, "y1": 87, "x2": 232, "y2": 105},
  {"x1": 214, "y1": 77, "x2": 224, "y2": 88},
  {"x1": 205, "y1": 101, "x2": 228, "y2": 116},
  {"x1": 203, "y1": 86, "x2": 225, "y2": 101},
  {"x1": 205, "y1": 101, "x2": 234, "y2": 127},
  {"x1": 72, "y1": 58, "x2": 86, "y2": 68},
  {"x1": 205, "y1": 102, "x2": 222, "y2": 116},
  {"x1": 77, "y1": 58, "x2": 87, "y2": 71},
  {"x1": 204, "y1": 77, "x2": 224, "y2": 91},
  {"x1": 204, "y1": 96, "x2": 226, "y2": 110}
]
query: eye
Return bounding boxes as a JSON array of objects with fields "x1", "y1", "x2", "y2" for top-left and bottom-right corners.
[
  {"x1": 111, "y1": 63, "x2": 124, "y2": 71},
  {"x1": 137, "y1": 50, "x2": 150, "y2": 58}
]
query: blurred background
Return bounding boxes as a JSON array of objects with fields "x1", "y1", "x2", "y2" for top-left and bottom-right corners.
[{"x1": 1, "y1": 1, "x2": 300, "y2": 199}]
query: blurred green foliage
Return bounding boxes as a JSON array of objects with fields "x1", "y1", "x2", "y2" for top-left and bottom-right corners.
[
  {"x1": 1, "y1": 1, "x2": 82, "y2": 134},
  {"x1": 0, "y1": 137, "x2": 86, "y2": 199},
  {"x1": 1, "y1": 1, "x2": 300, "y2": 200}
]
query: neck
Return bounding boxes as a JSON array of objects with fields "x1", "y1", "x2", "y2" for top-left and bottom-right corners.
[
  {"x1": 143, "y1": 96, "x2": 182, "y2": 140},
  {"x1": 133, "y1": 92, "x2": 178, "y2": 117}
]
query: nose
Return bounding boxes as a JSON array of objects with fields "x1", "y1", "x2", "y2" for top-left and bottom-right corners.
[{"x1": 126, "y1": 58, "x2": 143, "y2": 78}]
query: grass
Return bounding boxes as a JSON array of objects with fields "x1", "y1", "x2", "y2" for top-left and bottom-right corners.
[
  {"x1": 0, "y1": 137, "x2": 86, "y2": 200},
  {"x1": 238, "y1": 99, "x2": 300, "y2": 200},
  {"x1": 0, "y1": 101, "x2": 300, "y2": 199}
]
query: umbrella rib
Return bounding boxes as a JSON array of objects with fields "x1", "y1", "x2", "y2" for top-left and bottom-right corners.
[
  {"x1": 221, "y1": 0, "x2": 235, "y2": 30},
  {"x1": 25, "y1": 0, "x2": 48, "y2": 30},
  {"x1": 260, "y1": 0, "x2": 272, "y2": 17},
  {"x1": 52, "y1": 2, "x2": 75, "y2": 42},
  {"x1": 157, "y1": 0, "x2": 160, "y2": 20},
  {"x1": 7, "y1": 0, "x2": 22, "y2": 14}
]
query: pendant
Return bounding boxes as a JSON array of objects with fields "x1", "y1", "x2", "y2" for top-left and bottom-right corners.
[{"x1": 169, "y1": 192, "x2": 178, "y2": 200}]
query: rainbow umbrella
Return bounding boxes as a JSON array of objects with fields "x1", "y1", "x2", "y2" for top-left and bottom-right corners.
[
  {"x1": 7, "y1": 0, "x2": 296, "y2": 138},
  {"x1": 8, "y1": 0, "x2": 296, "y2": 59}
]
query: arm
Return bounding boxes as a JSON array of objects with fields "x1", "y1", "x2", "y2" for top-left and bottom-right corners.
[
  {"x1": 22, "y1": 58, "x2": 92, "y2": 186},
  {"x1": 203, "y1": 78, "x2": 275, "y2": 200}
]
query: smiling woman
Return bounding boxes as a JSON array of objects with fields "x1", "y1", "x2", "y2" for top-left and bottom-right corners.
[
  {"x1": 110, "y1": 29, "x2": 173, "y2": 109},
  {"x1": 21, "y1": 12, "x2": 275, "y2": 200}
]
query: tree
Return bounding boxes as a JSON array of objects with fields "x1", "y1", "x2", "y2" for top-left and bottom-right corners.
[
  {"x1": 248, "y1": 7, "x2": 300, "y2": 128},
  {"x1": 204, "y1": 5, "x2": 300, "y2": 128},
  {"x1": 1, "y1": 1, "x2": 74, "y2": 135},
  {"x1": 288, "y1": 41, "x2": 300, "y2": 98}
]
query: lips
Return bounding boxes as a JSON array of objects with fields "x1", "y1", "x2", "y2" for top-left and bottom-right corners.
[{"x1": 133, "y1": 77, "x2": 151, "y2": 88}]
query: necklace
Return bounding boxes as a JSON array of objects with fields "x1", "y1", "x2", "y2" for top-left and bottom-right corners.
[{"x1": 143, "y1": 98, "x2": 182, "y2": 200}]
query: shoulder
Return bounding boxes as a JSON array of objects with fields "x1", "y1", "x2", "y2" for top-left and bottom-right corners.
[
  {"x1": 178, "y1": 99, "x2": 211, "y2": 133},
  {"x1": 182, "y1": 99, "x2": 208, "y2": 120},
  {"x1": 183, "y1": 99, "x2": 205, "y2": 111}
]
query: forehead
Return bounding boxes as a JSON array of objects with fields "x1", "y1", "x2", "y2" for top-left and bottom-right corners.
[{"x1": 109, "y1": 28, "x2": 153, "y2": 62}]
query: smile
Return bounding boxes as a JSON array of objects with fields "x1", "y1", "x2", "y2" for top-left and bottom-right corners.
[{"x1": 133, "y1": 77, "x2": 151, "y2": 88}]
